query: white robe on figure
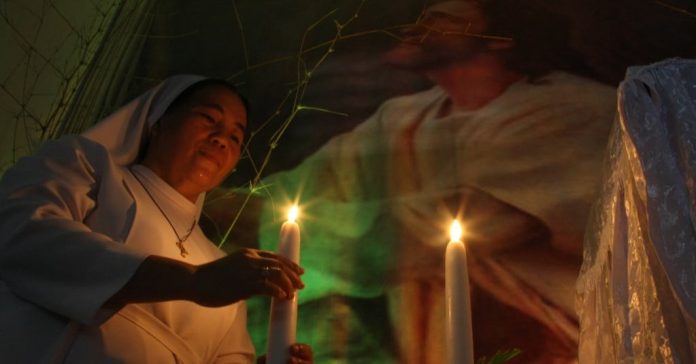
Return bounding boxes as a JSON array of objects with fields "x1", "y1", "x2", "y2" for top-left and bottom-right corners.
[
  {"x1": 258, "y1": 71, "x2": 616, "y2": 362},
  {"x1": 0, "y1": 75, "x2": 254, "y2": 363}
]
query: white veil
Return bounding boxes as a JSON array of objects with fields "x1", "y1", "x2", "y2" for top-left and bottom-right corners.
[
  {"x1": 81, "y1": 74, "x2": 206, "y2": 166},
  {"x1": 81, "y1": 74, "x2": 208, "y2": 209}
]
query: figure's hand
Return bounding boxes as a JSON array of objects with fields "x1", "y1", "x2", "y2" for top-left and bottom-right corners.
[
  {"x1": 190, "y1": 248, "x2": 304, "y2": 307},
  {"x1": 256, "y1": 343, "x2": 314, "y2": 364}
]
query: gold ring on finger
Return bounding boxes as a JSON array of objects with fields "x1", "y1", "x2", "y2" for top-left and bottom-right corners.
[{"x1": 260, "y1": 265, "x2": 272, "y2": 279}]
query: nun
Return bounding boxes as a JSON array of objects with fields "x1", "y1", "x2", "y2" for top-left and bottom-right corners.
[{"x1": 0, "y1": 75, "x2": 312, "y2": 363}]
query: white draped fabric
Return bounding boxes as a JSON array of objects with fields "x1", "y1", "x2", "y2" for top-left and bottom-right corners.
[{"x1": 577, "y1": 58, "x2": 696, "y2": 363}]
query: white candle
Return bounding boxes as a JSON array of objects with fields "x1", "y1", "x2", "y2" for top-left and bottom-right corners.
[
  {"x1": 267, "y1": 205, "x2": 301, "y2": 364},
  {"x1": 446, "y1": 220, "x2": 474, "y2": 364}
]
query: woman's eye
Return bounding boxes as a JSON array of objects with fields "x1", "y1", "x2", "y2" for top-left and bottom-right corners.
[
  {"x1": 229, "y1": 135, "x2": 241, "y2": 145},
  {"x1": 199, "y1": 113, "x2": 215, "y2": 123}
]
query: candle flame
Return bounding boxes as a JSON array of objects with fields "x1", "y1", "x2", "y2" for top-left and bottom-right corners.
[
  {"x1": 288, "y1": 205, "x2": 299, "y2": 223},
  {"x1": 450, "y1": 220, "x2": 463, "y2": 242}
]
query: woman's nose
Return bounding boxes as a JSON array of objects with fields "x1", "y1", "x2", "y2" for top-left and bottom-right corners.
[{"x1": 210, "y1": 134, "x2": 228, "y2": 149}]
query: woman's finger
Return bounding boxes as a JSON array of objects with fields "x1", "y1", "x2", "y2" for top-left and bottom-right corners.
[
  {"x1": 274, "y1": 257, "x2": 304, "y2": 287},
  {"x1": 257, "y1": 277, "x2": 288, "y2": 299},
  {"x1": 254, "y1": 257, "x2": 304, "y2": 290},
  {"x1": 257, "y1": 251, "x2": 303, "y2": 274},
  {"x1": 273, "y1": 262, "x2": 303, "y2": 290},
  {"x1": 275, "y1": 254, "x2": 304, "y2": 274},
  {"x1": 273, "y1": 268, "x2": 297, "y2": 299},
  {"x1": 257, "y1": 264, "x2": 296, "y2": 299}
]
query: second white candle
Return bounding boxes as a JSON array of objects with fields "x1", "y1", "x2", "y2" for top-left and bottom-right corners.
[{"x1": 446, "y1": 220, "x2": 474, "y2": 364}]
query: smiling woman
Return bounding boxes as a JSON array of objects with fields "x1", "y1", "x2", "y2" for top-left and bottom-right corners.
[
  {"x1": 0, "y1": 75, "x2": 313, "y2": 363},
  {"x1": 142, "y1": 81, "x2": 248, "y2": 202}
]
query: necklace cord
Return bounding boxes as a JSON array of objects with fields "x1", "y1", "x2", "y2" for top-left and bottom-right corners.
[{"x1": 129, "y1": 167, "x2": 196, "y2": 257}]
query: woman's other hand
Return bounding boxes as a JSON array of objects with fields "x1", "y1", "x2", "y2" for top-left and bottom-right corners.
[{"x1": 257, "y1": 343, "x2": 314, "y2": 364}]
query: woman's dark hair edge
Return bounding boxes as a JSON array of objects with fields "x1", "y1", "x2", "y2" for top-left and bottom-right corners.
[{"x1": 165, "y1": 79, "x2": 250, "y2": 120}]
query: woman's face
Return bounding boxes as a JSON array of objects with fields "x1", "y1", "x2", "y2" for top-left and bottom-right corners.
[{"x1": 143, "y1": 84, "x2": 247, "y2": 202}]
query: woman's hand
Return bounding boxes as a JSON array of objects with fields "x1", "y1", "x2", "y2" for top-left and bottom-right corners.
[
  {"x1": 190, "y1": 248, "x2": 304, "y2": 307},
  {"x1": 257, "y1": 343, "x2": 314, "y2": 364}
]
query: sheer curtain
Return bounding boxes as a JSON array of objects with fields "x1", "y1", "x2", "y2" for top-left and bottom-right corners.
[{"x1": 577, "y1": 58, "x2": 696, "y2": 363}]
